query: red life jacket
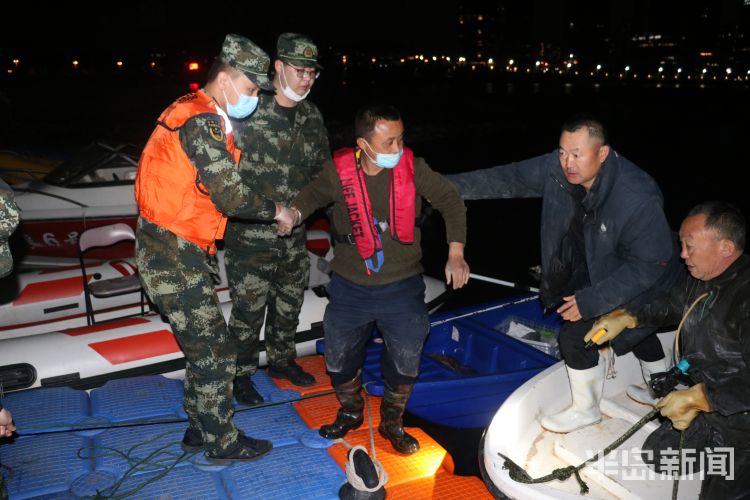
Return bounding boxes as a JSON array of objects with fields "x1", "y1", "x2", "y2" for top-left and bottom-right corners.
[
  {"x1": 135, "y1": 91, "x2": 241, "y2": 254},
  {"x1": 333, "y1": 147, "x2": 415, "y2": 272}
]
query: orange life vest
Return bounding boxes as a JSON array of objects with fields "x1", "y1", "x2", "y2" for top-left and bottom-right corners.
[
  {"x1": 333, "y1": 147, "x2": 415, "y2": 273},
  {"x1": 135, "y1": 91, "x2": 240, "y2": 254}
]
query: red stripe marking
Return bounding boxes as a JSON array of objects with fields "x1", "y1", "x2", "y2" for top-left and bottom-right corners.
[
  {"x1": 39, "y1": 262, "x2": 103, "y2": 274},
  {"x1": 13, "y1": 276, "x2": 92, "y2": 305},
  {"x1": 109, "y1": 260, "x2": 136, "y2": 276},
  {"x1": 88, "y1": 330, "x2": 181, "y2": 365},
  {"x1": 63, "y1": 317, "x2": 150, "y2": 336}
]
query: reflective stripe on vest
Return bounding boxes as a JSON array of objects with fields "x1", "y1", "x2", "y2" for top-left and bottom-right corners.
[
  {"x1": 332, "y1": 147, "x2": 416, "y2": 273},
  {"x1": 134, "y1": 91, "x2": 240, "y2": 254}
]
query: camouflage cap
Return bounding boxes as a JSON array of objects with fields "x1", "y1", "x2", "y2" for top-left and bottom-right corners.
[
  {"x1": 277, "y1": 33, "x2": 323, "y2": 69},
  {"x1": 220, "y1": 33, "x2": 274, "y2": 91}
]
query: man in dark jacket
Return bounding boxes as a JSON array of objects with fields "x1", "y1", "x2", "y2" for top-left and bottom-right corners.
[
  {"x1": 448, "y1": 115, "x2": 684, "y2": 433},
  {"x1": 586, "y1": 201, "x2": 749, "y2": 498}
]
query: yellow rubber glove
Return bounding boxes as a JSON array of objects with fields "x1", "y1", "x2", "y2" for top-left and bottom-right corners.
[
  {"x1": 583, "y1": 309, "x2": 637, "y2": 345},
  {"x1": 656, "y1": 383, "x2": 712, "y2": 430}
]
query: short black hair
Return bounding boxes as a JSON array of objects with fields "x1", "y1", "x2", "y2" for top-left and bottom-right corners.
[
  {"x1": 688, "y1": 200, "x2": 746, "y2": 251},
  {"x1": 355, "y1": 104, "x2": 402, "y2": 142},
  {"x1": 561, "y1": 113, "x2": 609, "y2": 145}
]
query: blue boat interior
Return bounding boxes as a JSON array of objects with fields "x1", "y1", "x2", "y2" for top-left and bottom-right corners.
[{"x1": 317, "y1": 294, "x2": 561, "y2": 428}]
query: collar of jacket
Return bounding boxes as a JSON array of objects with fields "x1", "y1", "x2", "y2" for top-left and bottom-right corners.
[
  {"x1": 707, "y1": 253, "x2": 750, "y2": 287},
  {"x1": 550, "y1": 149, "x2": 621, "y2": 215}
]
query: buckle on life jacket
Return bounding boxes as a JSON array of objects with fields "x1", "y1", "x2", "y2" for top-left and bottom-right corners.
[
  {"x1": 364, "y1": 217, "x2": 385, "y2": 274},
  {"x1": 334, "y1": 220, "x2": 389, "y2": 245}
]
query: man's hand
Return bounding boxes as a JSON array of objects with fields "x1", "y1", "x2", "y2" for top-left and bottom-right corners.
[
  {"x1": 656, "y1": 383, "x2": 712, "y2": 430},
  {"x1": 583, "y1": 309, "x2": 637, "y2": 345},
  {"x1": 557, "y1": 295, "x2": 582, "y2": 321},
  {"x1": 0, "y1": 408, "x2": 16, "y2": 438},
  {"x1": 274, "y1": 203, "x2": 299, "y2": 236},
  {"x1": 445, "y1": 242, "x2": 470, "y2": 290}
]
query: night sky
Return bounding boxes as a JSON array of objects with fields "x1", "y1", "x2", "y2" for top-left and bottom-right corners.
[
  {"x1": 3, "y1": 1, "x2": 747, "y2": 63},
  {"x1": 2, "y1": 1, "x2": 460, "y2": 57}
]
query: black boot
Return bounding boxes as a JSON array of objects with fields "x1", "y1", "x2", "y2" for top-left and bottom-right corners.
[
  {"x1": 319, "y1": 373, "x2": 364, "y2": 439},
  {"x1": 180, "y1": 426, "x2": 203, "y2": 452},
  {"x1": 204, "y1": 433, "x2": 273, "y2": 464},
  {"x1": 234, "y1": 375, "x2": 264, "y2": 406},
  {"x1": 378, "y1": 383, "x2": 419, "y2": 454},
  {"x1": 267, "y1": 360, "x2": 316, "y2": 387}
]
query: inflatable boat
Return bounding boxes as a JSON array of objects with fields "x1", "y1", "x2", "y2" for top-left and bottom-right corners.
[{"x1": 480, "y1": 330, "x2": 704, "y2": 499}]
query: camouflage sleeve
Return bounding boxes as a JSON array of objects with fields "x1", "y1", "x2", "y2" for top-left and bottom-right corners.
[
  {"x1": 309, "y1": 106, "x2": 331, "y2": 178},
  {"x1": 0, "y1": 180, "x2": 20, "y2": 241},
  {"x1": 291, "y1": 160, "x2": 338, "y2": 219},
  {"x1": 179, "y1": 113, "x2": 277, "y2": 220}
]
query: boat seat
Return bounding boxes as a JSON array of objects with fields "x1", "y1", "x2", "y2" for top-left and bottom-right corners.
[
  {"x1": 78, "y1": 223, "x2": 148, "y2": 325},
  {"x1": 88, "y1": 274, "x2": 142, "y2": 298}
]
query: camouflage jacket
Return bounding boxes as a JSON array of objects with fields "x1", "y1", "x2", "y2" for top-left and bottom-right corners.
[
  {"x1": 0, "y1": 178, "x2": 20, "y2": 278},
  {"x1": 225, "y1": 94, "x2": 330, "y2": 246},
  {"x1": 138, "y1": 93, "x2": 279, "y2": 265}
]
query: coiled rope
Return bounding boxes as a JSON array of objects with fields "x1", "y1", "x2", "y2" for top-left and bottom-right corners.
[{"x1": 339, "y1": 382, "x2": 388, "y2": 492}]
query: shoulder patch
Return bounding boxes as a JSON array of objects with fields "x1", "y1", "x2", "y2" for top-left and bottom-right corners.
[{"x1": 206, "y1": 119, "x2": 225, "y2": 142}]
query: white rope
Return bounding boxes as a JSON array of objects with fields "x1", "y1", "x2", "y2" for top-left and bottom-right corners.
[
  {"x1": 468, "y1": 273, "x2": 540, "y2": 292},
  {"x1": 342, "y1": 444, "x2": 388, "y2": 492},
  {"x1": 430, "y1": 295, "x2": 538, "y2": 327},
  {"x1": 338, "y1": 384, "x2": 388, "y2": 492},
  {"x1": 605, "y1": 347, "x2": 618, "y2": 380}
]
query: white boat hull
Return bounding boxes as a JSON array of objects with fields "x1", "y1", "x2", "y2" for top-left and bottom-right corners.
[
  {"x1": 0, "y1": 274, "x2": 447, "y2": 391},
  {"x1": 1, "y1": 230, "x2": 334, "y2": 339}
]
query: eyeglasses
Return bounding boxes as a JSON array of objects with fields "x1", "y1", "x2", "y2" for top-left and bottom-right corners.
[{"x1": 285, "y1": 63, "x2": 319, "y2": 80}]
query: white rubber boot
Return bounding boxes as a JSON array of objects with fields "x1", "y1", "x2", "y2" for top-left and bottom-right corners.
[
  {"x1": 541, "y1": 363, "x2": 604, "y2": 433},
  {"x1": 626, "y1": 358, "x2": 669, "y2": 406}
]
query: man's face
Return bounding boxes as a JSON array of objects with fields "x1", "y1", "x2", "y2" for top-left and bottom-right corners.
[
  {"x1": 558, "y1": 128, "x2": 609, "y2": 190},
  {"x1": 679, "y1": 214, "x2": 726, "y2": 281},
  {"x1": 226, "y1": 73, "x2": 260, "y2": 104},
  {"x1": 367, "y1": 119, "x2": 404, "y2": 155},
  {"x1": 276, "y1": 60, "x2": 318, "y2": 95}
]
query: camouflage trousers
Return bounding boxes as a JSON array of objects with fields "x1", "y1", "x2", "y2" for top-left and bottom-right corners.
[
  {"x1": 225, "y1": 239, "x2": 310, "y2": 375},
  {"x1": 136, "y1": 240, "x2": 239, "y2": 455}
]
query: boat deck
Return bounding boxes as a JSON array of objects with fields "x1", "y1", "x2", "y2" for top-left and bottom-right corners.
[
  {"x1": 515, "y1": 372, "x2": 703, "y2": 498},
  {"x1": 0, "y1": 355, "x2": 491, "y2": 499}
]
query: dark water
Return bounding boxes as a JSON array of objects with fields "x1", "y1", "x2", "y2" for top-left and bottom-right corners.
[{"x1": 3, "y1": 70, "x2": 749, "y2": 480}]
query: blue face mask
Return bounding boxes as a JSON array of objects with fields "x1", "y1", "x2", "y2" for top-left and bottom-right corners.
[
  {"x1": 364, "y1": 142, "x2": 403, "y2": 169},
  {"x1": 224, "y1": 78, "x2": 259, "y2": 119}
]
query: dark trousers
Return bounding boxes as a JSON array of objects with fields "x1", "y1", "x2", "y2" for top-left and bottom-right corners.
[
  {"x1": 559, "y1": 318, "x2": 665, "y2": 370},
  {"x1": 323, "y1": 273, "x2": 430, "y2": 387}
]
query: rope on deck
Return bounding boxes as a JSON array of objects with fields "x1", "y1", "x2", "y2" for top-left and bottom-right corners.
[{"x1": 498, "y1": 408, "x2": 660, "y2": 494}]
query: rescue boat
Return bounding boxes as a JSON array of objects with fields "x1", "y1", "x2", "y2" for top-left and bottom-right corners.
[
  {"x1": 480, "y1": 330, "x2": 705, "y2": 499},
  {"x1": 0, "y1": 231, "x2": 335, "y2": 339},
  {"x1": 0, "y1": 271, "x2": 447, "y2": 393},
  {"x1": 12, "y1": 142, "x2": 140, "y2": 265}
]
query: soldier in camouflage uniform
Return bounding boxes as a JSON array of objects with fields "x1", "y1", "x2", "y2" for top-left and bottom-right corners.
[
  {"x1": 135, "y1": 34, "x2": 299, "y2": 464},
  {"x1": 0, "y1": 178, "x2": 19, "y2": 279},
  {"x1": 1, "y1": 178, "x2": 18, "y2": 499},
  {"x1": 225, "y1": 33, "x2": 330, "y2": 399}
]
